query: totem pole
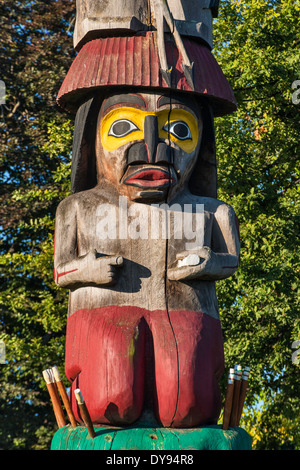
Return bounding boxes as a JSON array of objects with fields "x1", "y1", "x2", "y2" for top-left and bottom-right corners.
[{"x1": 50, "y1": 0, "x2": 252, "y2": 450}]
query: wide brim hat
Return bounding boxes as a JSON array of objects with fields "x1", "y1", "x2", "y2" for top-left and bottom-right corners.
[{"x1": 57, "y1": 32, "x2": 236, "y2": 117}]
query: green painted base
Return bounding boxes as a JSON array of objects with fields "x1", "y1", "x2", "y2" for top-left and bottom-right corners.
[{"x1": 50, "y1": 424, "x2": 252, "y2": 451}]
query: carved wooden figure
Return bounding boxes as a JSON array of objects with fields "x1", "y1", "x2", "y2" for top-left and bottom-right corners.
[{"x1": 54, "y1": 0, "x2": 240, "y2": 429}]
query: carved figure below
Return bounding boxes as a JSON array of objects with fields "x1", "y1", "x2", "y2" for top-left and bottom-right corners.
[
  {"x1": 54, "y1": 0, "x2": 240, "y2": 432},
  {"x1": 54, "y1": 90, "x2": 240, "y2": 427}
]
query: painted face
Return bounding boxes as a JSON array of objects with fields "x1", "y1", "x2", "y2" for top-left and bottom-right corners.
[{"x1": 95, "y1": 92, "x2": 203, "y2": 202}]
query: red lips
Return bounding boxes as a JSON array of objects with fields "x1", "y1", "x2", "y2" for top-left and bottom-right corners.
[{"x1": 123, "y1": 167, "x2": 175, "y2": 188}]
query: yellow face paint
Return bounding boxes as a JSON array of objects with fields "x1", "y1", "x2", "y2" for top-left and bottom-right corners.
[{"x1": 100, "y1": 107, "x2": 199, "y2": 154}]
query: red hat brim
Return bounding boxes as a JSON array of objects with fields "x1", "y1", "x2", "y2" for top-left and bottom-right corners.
[{"x1": 57, "y1": 32, "x2": 237, "y2": 117}]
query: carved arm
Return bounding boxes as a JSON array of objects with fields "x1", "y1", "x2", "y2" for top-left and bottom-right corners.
[
  {"x1": 54, "y1": 199, "x2": 123, "y2": 289},
  {"x1": 167, "y1": 203, "x2": 240, "y2": 281}
]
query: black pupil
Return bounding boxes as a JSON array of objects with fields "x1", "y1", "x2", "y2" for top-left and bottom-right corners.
[
  {"x1": 112, "y1": 120, "x2": 132, "y2": 136},
  {"x1": 173, "y1": 123, "x2": 188, "y2": 139}
]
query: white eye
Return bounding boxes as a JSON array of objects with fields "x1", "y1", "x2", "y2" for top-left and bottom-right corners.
[
  {"x1": 108, "y1": 119, "x2": 140, "y2": 138},
  {"x1": 163, "y1": 121, "x2": 192, "y2": 140}
]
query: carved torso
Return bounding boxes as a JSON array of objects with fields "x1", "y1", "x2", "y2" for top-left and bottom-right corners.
[{"x1": 54, "y1": 184, "x2": 238, "y2": 320}]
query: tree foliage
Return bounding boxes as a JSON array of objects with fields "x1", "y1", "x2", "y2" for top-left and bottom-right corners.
[
  {"x1": 0, "y1": 0, "x2": 299, "y2": 450},
  {"x1": 0, "y1": 0, "x2": 74, "y2": 450},
  {"x1": 214, "y1": 0, "x2": 300, "y2": 450}
]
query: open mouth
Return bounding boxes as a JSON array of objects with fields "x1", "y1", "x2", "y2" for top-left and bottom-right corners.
[{"x1": 122, "y1": 166, "x2": 176, "y2": 188}]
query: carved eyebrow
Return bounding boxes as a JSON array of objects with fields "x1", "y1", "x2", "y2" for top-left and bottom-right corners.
[
  {"x1": 157, "y1": 95, "x2": 200, "y2": 118},
  {"x1": 103, "y1": 94, "x2": 146, "y2": 112}
]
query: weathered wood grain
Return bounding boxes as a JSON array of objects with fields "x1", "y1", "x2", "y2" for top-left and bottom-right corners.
[{"x1": 73, "y1": 0, "x2": 219, "y2": 51}]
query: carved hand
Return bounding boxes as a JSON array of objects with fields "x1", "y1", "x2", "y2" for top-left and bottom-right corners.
[
  {"x1": 93, "y1": 251, "x2": 124, "y2": 286},
  {"x1": 167, "y1": 246, "x2": 238, "y2": 281},
  {"x1": 55, "y1": 250, "x2": 124, "y2": 288}
]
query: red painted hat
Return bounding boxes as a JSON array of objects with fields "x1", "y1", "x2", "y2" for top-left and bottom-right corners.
[{"x1": 57, "y1": 32, "x2": 236, "y2": 117}]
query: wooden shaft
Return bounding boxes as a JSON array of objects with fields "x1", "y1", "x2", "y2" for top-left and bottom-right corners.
[
  {"x1": 229, "y1": 365, "x2": 243, "y2": 427},
  {"x1": 237, "y1": 366, "x2": 250, "y2": 426},
  {"x1": 43, "y1": 369, "x2": 66, "y2": 428},
  {"x1": 52, "y1": 366, "x2": 77, "y2": 427},
  {"x1": 74, "y1": 388, "x2": 95, "y2": 438},
  {"x1": 222, "y1": 368, "x2": 235, "y2": 430}
]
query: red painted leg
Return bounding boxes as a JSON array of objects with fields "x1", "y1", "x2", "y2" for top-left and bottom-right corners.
[
  {"x1": 65, "y1": 307, "x2": 146, "y2": 425},
  {"x1": 150, "y1": 310, "x2": 224, "y2": 428}
]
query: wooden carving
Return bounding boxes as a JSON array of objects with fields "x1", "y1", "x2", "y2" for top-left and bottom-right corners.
[{"x1": 54, "y1": 0, "x2": 239, "y2": 428}]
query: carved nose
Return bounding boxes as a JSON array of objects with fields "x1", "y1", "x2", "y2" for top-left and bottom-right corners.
[
  {"x1": 144, "y1": 115, "x2": 172, "y2": 164},
  {"x1": 127, "y1": 115, "x2": 173, "y2": 165},
  {"x1": 144, "y1": 115, "x2": 159, "y2": 163},
  {"x1": 155, "y1": 142, "x2": 173, "y2": 164}
]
